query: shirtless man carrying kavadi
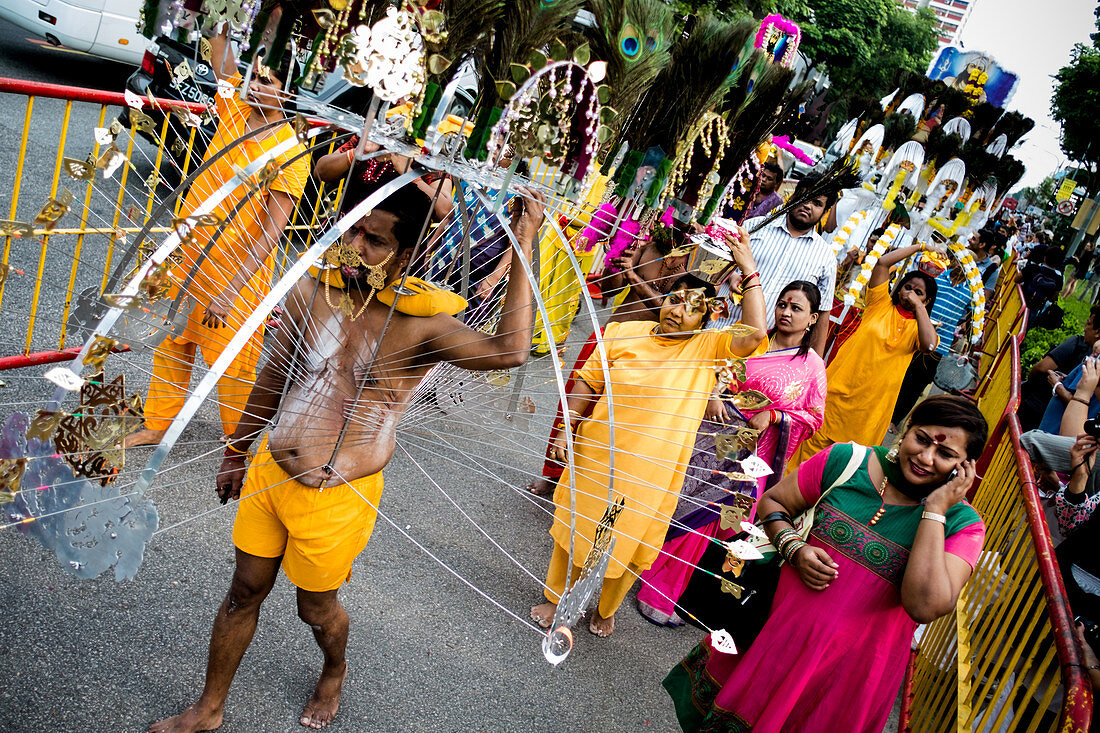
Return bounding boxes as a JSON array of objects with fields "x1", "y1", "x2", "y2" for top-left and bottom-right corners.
[{"x1": 149, "y1": 180, "x2": 546, "y2": 732}]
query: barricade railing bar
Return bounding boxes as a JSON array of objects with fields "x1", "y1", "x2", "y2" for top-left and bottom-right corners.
[
  {"x1": 901, "y1": 282, "x2": 1094, "y2": 732},
  {"x1": 0, "y1": 76, "x2": 340, "y2": 361}
]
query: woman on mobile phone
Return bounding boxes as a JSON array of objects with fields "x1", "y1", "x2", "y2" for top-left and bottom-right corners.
[{"x1": 665, "y1": 395, "x2": 988, "y2": 733}]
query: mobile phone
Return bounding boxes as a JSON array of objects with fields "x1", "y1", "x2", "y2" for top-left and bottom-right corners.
[{"x1": 1075, "y1": 615, "x2": 1100, "y2": 650}]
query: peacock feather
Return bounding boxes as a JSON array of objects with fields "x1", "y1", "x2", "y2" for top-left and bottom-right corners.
[
  {"x1": 582, "y1": 0, "x2": 675, "y2": 134},
  {"x1": 615, "y1": 15, "x2": 751, "y2": 158}
]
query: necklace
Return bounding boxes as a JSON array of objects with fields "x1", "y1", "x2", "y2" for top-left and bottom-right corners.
[
  {"x1": 322, "y1": 250, "x2": 394, "y2": 320},
  {"x1": 869, "y1": 473, "x2": 888, "y2": 526}
]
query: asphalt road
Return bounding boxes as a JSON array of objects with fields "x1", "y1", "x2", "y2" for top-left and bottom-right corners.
[
  {"x1": 0, "y1": 18, "x2": 910, "y2": 733},
  {"x1": 0, "y1": 17, "x2": 703, "y2": 733}
]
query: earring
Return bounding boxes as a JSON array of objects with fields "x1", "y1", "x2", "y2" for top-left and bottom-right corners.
[{"x1": 886, "y1": 446, "x2": 899, "y2": 463}]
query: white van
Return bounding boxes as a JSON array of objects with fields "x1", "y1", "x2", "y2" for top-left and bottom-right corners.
[{"x1": 0, "y1": 0, "x2": 149, "y2": 65}]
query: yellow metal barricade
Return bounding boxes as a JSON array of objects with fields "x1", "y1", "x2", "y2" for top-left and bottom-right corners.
[
  {"x1": 0, "y1": 76, "x2": 337, "y2": 365},
  {"x1": 903, "y1": 279, "x2": 1092, "y2": 730}
]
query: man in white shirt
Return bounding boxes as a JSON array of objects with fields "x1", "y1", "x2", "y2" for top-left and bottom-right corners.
[{"x1": 711, "y1": 172, "x2": 839, "y2": 354}]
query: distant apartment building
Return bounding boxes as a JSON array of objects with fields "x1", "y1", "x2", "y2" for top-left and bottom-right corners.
[{"x1": 900, "y1": 0, "x2": 976, "y2": 47}]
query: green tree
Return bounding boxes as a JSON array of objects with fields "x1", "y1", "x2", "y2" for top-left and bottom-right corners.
[
  {"x1": 1051, "y1": 41, "x2": 1100, "y2": 197},
  {"x1": 1015, "y1": 174, "x2": 1059, "y2": 211},
  {"x1": 771, "y1": 0, "x2": 938, "y2": 99}
]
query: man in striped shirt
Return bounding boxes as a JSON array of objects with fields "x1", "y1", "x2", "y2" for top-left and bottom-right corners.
[
  {"x1": 710, "y1": 173, "x2": 838, "y2": 354},
  {"x1": 891, "y1": 260, "x2": 974, "y2": 425}
]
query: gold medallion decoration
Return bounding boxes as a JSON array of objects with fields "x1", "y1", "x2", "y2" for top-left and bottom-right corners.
[
  {"x1": 257, "y1": 159, "x2": 281, "y2": 192},
  {"x1": 62, "y1": 156, "x2": 97, "y2": 182},
  {"x1": 82, "y1": 335, "x2": 121, "y2": 372},
  {"x1": 718, "y1": 494, "x2": 755, "y2": 530},
  {"x1": 730, "y1": 389, "x2": 772, "y2": 412},
  {"x1": 139, "y1": 260, "x2": 174, "y2": 301},
  {"x1": 715, "y1": 433, "x2": 738, "y2": 461},
  {"x1": 34, "y1": 189, "x2": 74, "y2": 231},
  {"x1": 719, "y1": 577, "x2": 745, "y2": 599},
  {"x1": 27, "y1": 409, "x2": 63, "y2": 442},
  {"x1": 0, "y1": 220, "x2": 33, "y2": 238},
  {"x1": 321, "y1": 241, "x2": 395, "y2": 320},
  {"x1": 0, "y1": 457, "x2": 27, "y2": 505},
  {"x1": 581, "y1": 496, "x2": 625, "y2": 576},
  {"x1": 53, "y1": 372, "x2": 143, "y2": 486},
  {"x1": 128, "y1": 109, "x2": 156, "y2": 133}
]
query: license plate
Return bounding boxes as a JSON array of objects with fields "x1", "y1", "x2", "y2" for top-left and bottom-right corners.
[{"x1": 175, "y1": 78, "x2": 215, "y2": 109}]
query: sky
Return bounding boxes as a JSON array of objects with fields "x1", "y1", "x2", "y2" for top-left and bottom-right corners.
[{"x1": 956, "y1": 0, "x2": 1097, "y2": 189}]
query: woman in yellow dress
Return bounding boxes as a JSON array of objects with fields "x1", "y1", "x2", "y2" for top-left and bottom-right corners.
[
  {"x1": 792, "y1": 243, "x2": 939, "y2": 466},
  {"x1": 530, "y1": 225, "x2": 767, "y2": 637}
]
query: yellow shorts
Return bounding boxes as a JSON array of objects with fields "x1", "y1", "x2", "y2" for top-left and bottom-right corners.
[{"x1": 232, "y1": 439, "x2": 384, "y2": 592}]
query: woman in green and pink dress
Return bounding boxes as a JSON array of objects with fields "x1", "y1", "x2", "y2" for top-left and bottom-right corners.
[{"x1": 664, "y1": 394, "x2": 988, "y2": 733}]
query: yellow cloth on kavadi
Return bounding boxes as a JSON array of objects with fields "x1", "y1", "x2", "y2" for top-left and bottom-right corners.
[{"x1": 548, "y1": 320, "x2": 759, "y2": 577}]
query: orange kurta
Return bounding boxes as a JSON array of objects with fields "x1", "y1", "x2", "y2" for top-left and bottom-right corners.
[
  {"x1": 144, "y1": 75, "x2": 310, "y2": 433},
  {"x1": 792, "y1": 283, "x2": 920, "y2": 466}
]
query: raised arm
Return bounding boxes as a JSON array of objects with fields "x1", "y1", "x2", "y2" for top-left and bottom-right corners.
[
  {"x1": 724, "y1": 224, "x2": 766, "y2": 355},
  {"x1": 899, "y1": 459, "x2": 979, "y2": 623},
  {"x1": 869, "y1": 243, "x2": 923, "y2": 289},
  {"x1": 899, "y1": 286, "x2": 939, "y2": 353},
  {"x1": 313, "y1": 138, "x2": 380, "y2": 183},
  {"x1": 208, "y1": 25, "x2": 236, "y2": 81},
  {"x1": 421, "y1": 189, "x2": 546, "y2": 369},
  {"x1": 1060, "y1": 359, "x2": 1100, "y2": 437}
]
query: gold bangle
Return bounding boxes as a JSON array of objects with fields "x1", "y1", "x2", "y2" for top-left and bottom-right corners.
[
  {"x1": 921, "y1": 511, "x2": 946, "y2": 525},
  {"x1": 224, "y1": 442, "x2": 249, "y2": 455}
]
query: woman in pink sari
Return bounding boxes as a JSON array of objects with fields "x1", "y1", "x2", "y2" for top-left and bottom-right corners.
[
  {"x1": 637, "y1": 281, "x2": 827, "y2": 626},
  {"x1": 664, "y1": 395, "x2": 988, "y2": 733}
]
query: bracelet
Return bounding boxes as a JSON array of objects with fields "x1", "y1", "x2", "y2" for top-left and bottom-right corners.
[
  {"x1": 224, "y1": 442, "x2": 249, "y2": 455},
  {"x1": 223, "y1": 445, "x2": 249, "y2": 462},
  {"x1": 921, "y1": 511, "x2": 946, "y2": 525},
  {"x1": 782, "y1": 539, "x2": 807, "y2": 563},
  {"x1": 774, "y1": 534, "x2": 800, "y2": 556},
  {"x1": 741, "y1": 283, "x2": 762, "y2": 294},
  {"x1": 742, "y1": 271, "x2": 759, "y2": 283},
  {"x1": 770, "y1": 409, "x2": 780, "y2": 425},
  {"x1": 345, "y1": 148, "x2": 355, "y2": 165},
  {"x1": 1071, "y1": 396, "x2": 1090, "y2": 406},
  {"x1": 759, "y1": 511, "x2": 793, "y2": 526}
]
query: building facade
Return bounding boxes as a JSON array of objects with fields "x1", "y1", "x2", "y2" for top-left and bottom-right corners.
[{"x1": 900, "y1": 0, "x2": 976, "y2": 48}]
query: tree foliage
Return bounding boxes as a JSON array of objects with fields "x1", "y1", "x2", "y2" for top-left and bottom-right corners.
[{"x1": 1052, "y1": 41, "x2": 1100, "y2": 195}]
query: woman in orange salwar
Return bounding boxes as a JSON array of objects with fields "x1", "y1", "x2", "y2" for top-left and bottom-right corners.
[
  {"x1": 791, "y1": 243, "x2": 939, "y2": 466},
  {"x1": 126, "y1": 28, "x2": 310, "y2": 447},
  {"x1": 530, "y1": 225, "x2": 766, "y2": 638}
]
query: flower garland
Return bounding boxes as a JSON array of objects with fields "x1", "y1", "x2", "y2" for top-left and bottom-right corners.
[
  {"x1": 771, "y1": 135, "x2": 815, "y2": 166},
  {"x1": 754, "y1": 14, "x2": 801, "y2": 68},
  {"x1": 602, "y1": 218, "x2": 641, "y2": 273},
  {"x1": 574, "y1": 202, "x2": 618, "y2": 254},
  {"x1": 830, "y1": 210, "x2": 871, "y2": 259},
  {"x1": 946, "y1": 238, "x2": 986, "y2": 344},
  {"x1": 843, "y1": 224, "x2": 902, "y2": 306}
]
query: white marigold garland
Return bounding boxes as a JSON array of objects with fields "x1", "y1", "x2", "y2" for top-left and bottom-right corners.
[{"x1": 843, "y1": 223, "x2": 902, "y2": 306}]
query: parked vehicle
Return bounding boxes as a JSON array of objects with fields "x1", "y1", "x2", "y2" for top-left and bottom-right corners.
[{"x1": 0, "y1": 0, "x2": 148, "y2": 65}]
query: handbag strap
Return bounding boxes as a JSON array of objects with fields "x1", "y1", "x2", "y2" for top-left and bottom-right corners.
[{"x1": 810, "y1": 443, "x2": 868, "y2": 512}]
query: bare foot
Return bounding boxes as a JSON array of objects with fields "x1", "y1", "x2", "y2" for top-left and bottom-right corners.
[
  {"x1": 125, "y1": 427, "x2": 167, "y2": 448},
  {"x1": 147, "y1": 702, "x2": 223, "y2": 733},
  {"x1": 526, "y1": 478, "x2": 555, "y2": 497},
  {"x1": 300, "y1": 662, "x2": 347, "y2": 729},
  {"x1": 589, "y1": 612, "x2": 615, "y2": 637},
  {"x1": 530, "y1": 602, "x2": 557, "y2": 629}
]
